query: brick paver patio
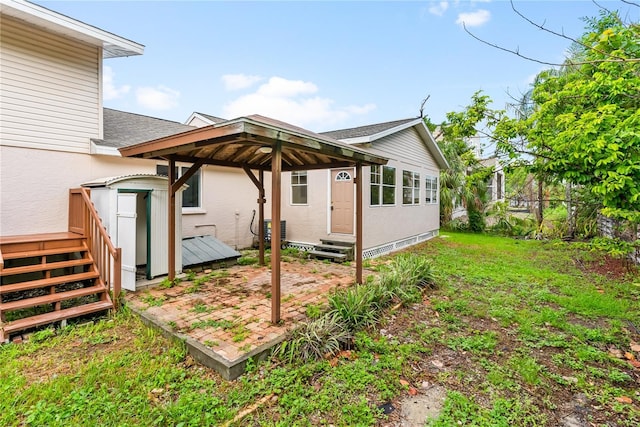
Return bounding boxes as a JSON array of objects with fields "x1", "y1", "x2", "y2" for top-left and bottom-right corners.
[{"x1": 126, "y1": 260, "x2": 367, "y2": 373}]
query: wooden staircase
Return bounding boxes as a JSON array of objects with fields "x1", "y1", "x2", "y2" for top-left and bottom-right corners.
[
  {"x1": 0, "y1": 233, "x2": 113, "y2": 342},
  {"x1": 309, "y1": 239, "x2": 355, "y2": 262},
  {"x1": 0, "y1": 188, "x2": 121, "y2": 343}
]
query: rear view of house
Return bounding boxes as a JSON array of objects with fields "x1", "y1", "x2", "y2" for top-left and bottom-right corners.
[{"x1": 280, "y1": 118, "x2": 449, "y2": 258}]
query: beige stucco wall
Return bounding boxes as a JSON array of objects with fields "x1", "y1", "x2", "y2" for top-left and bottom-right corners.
[{"x1": 0, "y1": 146, "x2": 265, "y2": 249}]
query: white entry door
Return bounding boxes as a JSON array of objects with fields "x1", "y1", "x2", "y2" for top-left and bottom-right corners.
[{"x1": 117, "y1": 193, "x2": 137, "y2": 291}]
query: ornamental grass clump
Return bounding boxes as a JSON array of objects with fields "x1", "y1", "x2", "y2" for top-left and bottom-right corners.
[
  {"x1": 275, "y1": 314, "x2": 352, "y2": 363},
  {"x1": 328, "y1": 283, "x2": 382, "y2": 332}
]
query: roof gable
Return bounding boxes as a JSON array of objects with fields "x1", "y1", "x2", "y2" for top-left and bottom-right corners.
[
  {"x1": 321, "y1": 118, "x2": 417, "y2": 141},
  {"x1": 325, "y1": 118, "x2": 448, "y2": 170}
]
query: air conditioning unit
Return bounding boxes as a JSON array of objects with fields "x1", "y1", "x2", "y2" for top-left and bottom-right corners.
[{"x1": 263, "y1": 219, "x2": 286, "y2": 243}]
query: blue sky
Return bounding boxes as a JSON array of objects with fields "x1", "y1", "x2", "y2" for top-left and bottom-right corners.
[{"x1": 39, "y1": 1, "x2": 639, "y2": 132}]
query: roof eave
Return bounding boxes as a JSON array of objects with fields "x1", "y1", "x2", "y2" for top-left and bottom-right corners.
[{"x1": 1, "y1": 0, "x2": 144, "y2": 58}]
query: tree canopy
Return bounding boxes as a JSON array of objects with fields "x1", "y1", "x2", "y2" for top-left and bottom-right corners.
[{"x1": 495, "y1": 11, "x2": 640, "y2": 221}]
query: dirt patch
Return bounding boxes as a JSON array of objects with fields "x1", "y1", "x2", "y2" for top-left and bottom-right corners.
[{"x1": 575, "y1": 254, "x2": 636, "y2": 281}]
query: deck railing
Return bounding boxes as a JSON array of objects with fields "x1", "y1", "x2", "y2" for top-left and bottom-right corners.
[{"x1": 69, "y1": 188, "x2": 122, "y2": 305}]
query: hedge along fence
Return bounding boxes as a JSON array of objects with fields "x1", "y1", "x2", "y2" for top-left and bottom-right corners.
[{"x1": 275, "y1": 253, "x2": 437, "y2": 363}]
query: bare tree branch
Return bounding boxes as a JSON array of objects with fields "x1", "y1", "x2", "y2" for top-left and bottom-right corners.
[
  {"x1": 419, "y1": 94, "x2": 430, "y2": 118},
  {"x1": 620, "y1": 0, "x2": 640, "y2": 8},
  {"x1": 464, "y1": 1, "x2": 640, "y2": 66},
  {"x1": 510, "y1": 0, "x2": 618, "y2": 61},
  {"x1": 463, "y1": 23, "x2": 639, "y2": 66}
]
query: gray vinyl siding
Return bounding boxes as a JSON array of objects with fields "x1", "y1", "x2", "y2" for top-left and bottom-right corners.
[
  {"x1": 366, "y1": 127, "x2": 439, "y2": 171},
  {"x1": 0, "y1": 15, "x2": 100, "y2": 153}
]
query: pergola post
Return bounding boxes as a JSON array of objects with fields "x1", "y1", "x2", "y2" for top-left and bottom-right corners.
[
  {"x1": 259, "y1": 169, "x2": 265, "y2": 266},
  {"x1": 355, "y1": 162, "x2": 363, "y2": 285},
  {"x1": 168, "y1": 157, "x2": 176, "y2": 281},
  {"x1": 271, "y1": 141, "x2": 282, "y2": 324}
]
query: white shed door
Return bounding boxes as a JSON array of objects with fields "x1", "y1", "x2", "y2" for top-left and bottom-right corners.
[{"x1": 117, "y1": 193, "x2": 137, "y2": 291}]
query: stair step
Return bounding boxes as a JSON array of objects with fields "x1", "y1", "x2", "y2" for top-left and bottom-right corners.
[
  {"x1": 319, "y1": 239, "x2": 355, "y2": 247},
  {"x1": 0, "y1": 284, "x2": 108, "y2": 311},
  {"x1": 1, "y1": 300, "x2": 113, "y2": 337},
  {"x1": 0, "y1": 271, "x2": 98, "y2": 294},
  {"x1": 1, "y1": 245, "x2": 88, "y2": 261},
  {"x1": 309, "y1": 250, "x2": 347, "y2": 260},
  {"x1": 313, "y1": 244, "x2": 354, "y2": 253},
  {"x1": 0, "y1": 258, "x2": 92, "y2": 277}
]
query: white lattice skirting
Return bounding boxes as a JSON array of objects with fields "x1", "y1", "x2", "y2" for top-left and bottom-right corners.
[{"x1": 285, "y1": 230, "x2": 439, "y2": 260}]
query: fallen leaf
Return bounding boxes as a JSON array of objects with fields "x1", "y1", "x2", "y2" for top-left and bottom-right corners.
[
  {"x1": 630, "y1": 343, "x2": 640, "y2": 353},
  {"x1": 399, "y1": 379, "x2": 410, "y2": 387},
  {"x1": 629, "y1": 360, "x2": 640, "y2": 369},
  {"x1": 329, "y1": 357, "x2": 339, "y2": 367},
  {"x1": 408, "y1": 387, "x2": 418, "y2": 396},
  {"x1": 624, "y1": 352, "x2": 636, "y2": 361},
  {"x1": 150, "y1": 388, "x2": 164, "y2": 394},
  {"x1": 608, "y1": 348, "x2": 624, "y2": 359},
  {"x1": 615, "y1": 396, "x2": 633, "y2": 404},
  {"x1": 596, "y1": 289, "x2": 605, "y2": 294}
]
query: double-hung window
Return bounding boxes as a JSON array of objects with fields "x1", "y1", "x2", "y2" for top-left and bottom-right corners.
[
  {"x1": 370, "y1": 165, "x2": 396, "y2": 206},
  {"x1": 291, "y1": 171, "x2": 308, "y2": 204},
  {"x1": 425, "y1": 175, "x2": 438, "y2": 204},
  {"x1": 156, "y1": 164, "x2": 201, "y2": 208},
  {"x1": 402, "y1": 170, "x2": 420, "y2": 205}
]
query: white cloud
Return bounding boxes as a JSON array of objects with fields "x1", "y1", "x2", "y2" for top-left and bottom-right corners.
[
  {"x1": 135, "y1": 85, "x2": 180, "y2": 110},
  {"x1": 456, "y1": 9, "x2": 491, "y2": 27},
  {"x1": 428, "y1": 1, "x2": 449, "y2": 17},
  {"x1": 222, "y1": 76, "x2": 375, "y2": 128},
  {"x1": 222, "y1": 73, "x2": 263, "y2": 91},
  {"x1": 103, "y1": 66, "x2": 130, "y2": 100}
]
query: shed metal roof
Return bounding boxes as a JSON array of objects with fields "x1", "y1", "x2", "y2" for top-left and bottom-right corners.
[{"x1": 182, "y1": 235, "x2": 241, "y2": 268}]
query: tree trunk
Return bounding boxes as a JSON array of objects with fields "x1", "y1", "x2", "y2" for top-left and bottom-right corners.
[{"x1": 537, "y1": 179, "x2": 544, "y2": 229}]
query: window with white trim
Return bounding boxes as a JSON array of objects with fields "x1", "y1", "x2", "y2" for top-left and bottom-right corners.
[
  {"x1": 402, "y1": 170, "x2": 421, "y2": 205},
  {"x1": 291, "y1": 171, "x2": 308, "y2": 204},
  {"x1": 425, "y1": 175, "x2": 438, "y2": 204},
  {"x1": 370, "y1": 165, "x2": 396, "y2": 206},
  {"x1": 157, "y1": 164, "x2": 201, "y2": 208}
]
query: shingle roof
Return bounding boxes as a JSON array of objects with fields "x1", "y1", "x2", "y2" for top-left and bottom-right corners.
[
  {"x1": 195, "y1": 112, "x2": 227, "y2": 124},
  {"x1": 321, "y1": 118, "x2": 418, "y2": 140},
  {"x1": 93, "y1": 108, "x2": 195, "y2": 148}
]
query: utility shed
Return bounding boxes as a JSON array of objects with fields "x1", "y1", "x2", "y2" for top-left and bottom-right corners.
[
  {"x1": 82, "y1": 175, "x2": 184, "y2": 291},
  {"x1": 182, "y1": 235, "x2": 241, "y2": 268}
]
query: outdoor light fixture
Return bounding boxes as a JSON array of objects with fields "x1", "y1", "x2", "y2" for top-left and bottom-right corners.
[{"x1": 258, "y1": 146, "x2": 273, "y2": 154}]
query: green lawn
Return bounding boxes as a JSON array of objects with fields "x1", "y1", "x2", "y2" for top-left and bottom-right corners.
[{"x1": 2, "y1": 232, "x2": 639, "y2": 426}]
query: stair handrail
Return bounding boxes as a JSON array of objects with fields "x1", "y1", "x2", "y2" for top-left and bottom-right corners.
[{"x1": 69, "y1": 188, "x2": 122, "y2": 305}]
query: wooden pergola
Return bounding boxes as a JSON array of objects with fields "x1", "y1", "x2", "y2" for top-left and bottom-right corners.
[{"x1": 119, "y1": 115, "x2": 388, "y2": 323}]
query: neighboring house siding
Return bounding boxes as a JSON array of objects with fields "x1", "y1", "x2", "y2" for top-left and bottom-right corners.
[{"x1": 0, "y1": 15, "x2": 100, "y2": 154}]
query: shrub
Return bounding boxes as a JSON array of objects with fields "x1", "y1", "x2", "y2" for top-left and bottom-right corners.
[{"x1": 275, "y1": 314, "x2": 352, "y2": 362}]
